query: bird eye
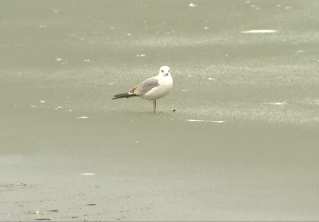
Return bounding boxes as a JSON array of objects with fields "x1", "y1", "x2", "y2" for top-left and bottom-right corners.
[{"x1": 161, "y1": 70, "x2": 164, "y2": 72}]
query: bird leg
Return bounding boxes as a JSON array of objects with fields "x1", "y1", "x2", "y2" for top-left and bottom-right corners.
[{"x1": 153, "y1": 100, "x2": 162, "y2": 113}]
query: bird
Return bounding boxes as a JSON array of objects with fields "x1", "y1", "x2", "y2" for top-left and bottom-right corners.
[{"x1": 112, "y1": 66, "x2": 173, "y2": 113}]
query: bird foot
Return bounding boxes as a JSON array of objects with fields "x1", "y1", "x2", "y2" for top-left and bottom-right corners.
[{"x1": 154, "y1": 110, "x2": 162, "y2": 114}]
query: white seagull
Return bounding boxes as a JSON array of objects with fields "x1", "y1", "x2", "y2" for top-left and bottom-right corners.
[{"x1": 112, "y1": 66, "x2": 173, "y2": 113}]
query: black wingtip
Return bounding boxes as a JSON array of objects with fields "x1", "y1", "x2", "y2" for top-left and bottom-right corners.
[{"x1": 112, "y1": 93, "x2": 138, "y2": 100}]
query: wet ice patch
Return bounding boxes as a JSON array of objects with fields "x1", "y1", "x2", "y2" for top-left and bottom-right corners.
[
  {"x1": 312, "y1": 99, "x2": 319, "y2": 105},
  {"x1": 241, "y1": 30, "x2": 278, "y2": 34},
  {"x1": 188, "y1": 119, "x2": 226, "y2": 123},
  {"x1": 76, "y1": 116, "x2": 88, "y2": 119},
  {"x1": 81, "y1": 173, "x2": 95, "y2": 176},
  {"x1": 269, "y1": 102, "x2": 286, "y2": 105}
]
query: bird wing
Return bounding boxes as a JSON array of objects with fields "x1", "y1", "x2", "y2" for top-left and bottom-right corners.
[{"x1": 134, "y1": 76, "x2": 159, "y2": 95}]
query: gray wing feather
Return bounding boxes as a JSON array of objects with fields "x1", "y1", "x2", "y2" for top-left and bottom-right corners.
[{"x1": 135, "y1": 77, "x2": 159, "y2": 95}]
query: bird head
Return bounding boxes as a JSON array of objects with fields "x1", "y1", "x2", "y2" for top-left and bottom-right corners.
[{"x1": 159, "y1": 66, "x2": 170, "y2": 76}]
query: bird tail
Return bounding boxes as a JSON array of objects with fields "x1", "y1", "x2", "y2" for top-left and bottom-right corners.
[{"x1": 112, "y1": 92, "x2": 138, "y2": 100}]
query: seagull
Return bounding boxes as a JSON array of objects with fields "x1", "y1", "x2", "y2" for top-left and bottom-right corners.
[{"x1": 112, "y1": 66, "x2": 173, "y2": 113}]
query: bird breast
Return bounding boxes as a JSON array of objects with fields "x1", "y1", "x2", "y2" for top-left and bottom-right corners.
[{"x1": 141, "y1": 76, "x2": 173, "y2": 101}]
